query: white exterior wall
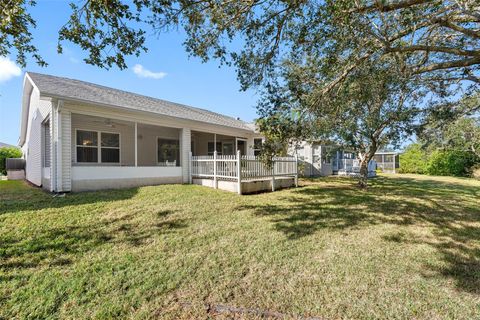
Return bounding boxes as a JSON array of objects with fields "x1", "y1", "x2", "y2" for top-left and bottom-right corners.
[
  {"x1": 23, "y1": 87, "x2": 52, "y2": 186},
  {"x1": 61, "y1": 109, "x2": 72, "y2": 191}
]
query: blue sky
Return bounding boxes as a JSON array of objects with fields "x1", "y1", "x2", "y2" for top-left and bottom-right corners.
[{"x1": 0, "y1": 1, "x2": 258, "y2": 146}]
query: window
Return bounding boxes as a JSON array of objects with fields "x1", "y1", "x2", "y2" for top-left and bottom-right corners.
[
  {"x1": 253, "y1": 138, "x2": 263, "y2": 156},
  {"x1": 223, "y1": 142, "x2": 234, "y2": 155},
  {"x1": 296, "y1": 146, "x2": 305, "y2": 160},
  {"x1": 207, "y1": 142, "x2": 222, "y2": 156},
  {"x1": 101, "y1": 132, "x2": 120, "y2": 163},
  {"x1": 76, "y1": 130, "x2": 98, "y2": 163},
  {"x1": 158, "y1": 138, "x2": 180, "y2": 166},
  {"x1": 76, "y1": 130, "x2": 120, "y2": 163}
]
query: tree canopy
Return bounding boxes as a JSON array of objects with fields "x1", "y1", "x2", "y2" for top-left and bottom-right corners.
[{"x1": 2, "y1": 0, "x2": 479, "y2": 91}]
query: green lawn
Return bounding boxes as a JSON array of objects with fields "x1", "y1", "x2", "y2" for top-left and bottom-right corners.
[{"x1": 1, "y1": 175, "x2": 479, "y2": 319}]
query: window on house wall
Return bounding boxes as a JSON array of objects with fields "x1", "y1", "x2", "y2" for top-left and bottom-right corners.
[
  {"x1": 253, "y1": 138, "x2": 263, "y2": 156},
  {"x1": 158, "y1": 138, "x2": 180, "y2": 166},
  {"x1": 223, "y1": 142, "x2": 234, "y2": 155},
  {"x1": 76, "y1": 130, "x2": 120, "y2": 163},
  {"x1": 296, "y1": 146, "x2": 305, "y2": 160},
  {"x1": 44, "y1": 121, "x2": 51, "y2": 167},
  {"x1": 76, "y1": 130, "x2": 98, "y2": 163},
  {"x1": 101, "y1": 132, "x2": 120, "y2": 163},
  {"x1": 207, "y1": 142, "x2": 222, "y2": 156}
]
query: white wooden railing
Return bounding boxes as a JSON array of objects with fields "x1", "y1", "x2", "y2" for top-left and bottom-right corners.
[{"x1": 190, "y1": 151, "x2": 298, "y2": 194}]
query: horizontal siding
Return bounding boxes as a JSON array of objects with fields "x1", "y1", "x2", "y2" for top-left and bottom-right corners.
[
  {"x1": 61, "y1": 110, "x2": 72, "y2": 191},
  {"x1": 25, "y1": 88, "x2": 51, "y2": 186}
]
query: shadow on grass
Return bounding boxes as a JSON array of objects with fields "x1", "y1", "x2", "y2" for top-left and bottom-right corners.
[
  {"x1": 0, "y1": 184, "x2": 145, "y2": 217},
  {"x1": 0, "y1": 201, "x2": 187, "y2": 274},
  {"x1": 239, "y1": 175, "x2": 480, "y2": 294}
]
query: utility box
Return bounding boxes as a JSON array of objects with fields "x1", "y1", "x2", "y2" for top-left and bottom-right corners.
[{"x1": 6, "y1": 158, "x2": 26, "y2": 180}]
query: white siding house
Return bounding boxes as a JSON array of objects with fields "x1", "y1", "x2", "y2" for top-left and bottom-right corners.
[{"x1": 19, "y1": 72, "x2": 264, "y2": 192}]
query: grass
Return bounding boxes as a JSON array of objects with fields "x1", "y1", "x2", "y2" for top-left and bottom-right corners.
[{"x1": 0, "y1": 174, "x2": 479, "y2": 319}]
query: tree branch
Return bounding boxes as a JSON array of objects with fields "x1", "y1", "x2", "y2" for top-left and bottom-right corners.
[
  {"x1": 387, "y1": 44, "x2": 480, "y2": 57},
  {"x1": 414, "y1": 56, "x2": 480, "y2": 73}
]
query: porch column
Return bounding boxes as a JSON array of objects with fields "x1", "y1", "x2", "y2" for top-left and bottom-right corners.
[
  {"x1": 181, "y1": 128, "x2": 192, "y2": 183},
  {"x1": 134, "y1": 122, "x2": 138, "y2": 167},
  {"x1": 214, "y1": 133, "x2": 217, "y2": 152}
]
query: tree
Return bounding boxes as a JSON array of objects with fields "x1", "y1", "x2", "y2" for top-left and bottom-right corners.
[
  {"x1": 418, "y1": 94, "x2": 480, "y2": 157},
  {"x1": 258, "y1": 56, "x2": 420, "y2": 187},
  {"x1": 2, "y1": 0, "x2": 479, "y2": 184},
  {"x1": 398, "y1": 143, "x2": 429, "y2": 174},
  {"x1": 2, "y1": 1, "x2": 479, "y2": 89}
]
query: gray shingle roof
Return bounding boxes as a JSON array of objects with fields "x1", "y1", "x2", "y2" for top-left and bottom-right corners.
[{"x1": 27, "y1": 72, "x2": 255, "y2": 132}]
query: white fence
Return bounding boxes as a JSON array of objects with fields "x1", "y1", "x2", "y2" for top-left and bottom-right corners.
[
  {"x1": 190, "y1": 151, "x2": 298, "y2": 194},
  {"x1": 337, "y1": 159, "x2": 377, "y2": 177}
]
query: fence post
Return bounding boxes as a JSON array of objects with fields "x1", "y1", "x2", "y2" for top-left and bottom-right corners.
[
  {"x1": 294, "y1": 154, "x2": 298, "y2": 187},
  {"x1": 189, "y1": 151, "x2": 193, "y2": 184},
  {"x1": 271, "y1": 157, "x2": 276, "y2": 192},
  {"x1": 213, "y1": 150, "x2": 218, "y2": 189},
  {"x1": 236, "y1": 150, "x2": 242, "y2": 195}
]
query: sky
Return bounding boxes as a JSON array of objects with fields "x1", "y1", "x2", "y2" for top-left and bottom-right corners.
[{"x1": 0, "y1": 1, "x2": 258, "y2": 146}]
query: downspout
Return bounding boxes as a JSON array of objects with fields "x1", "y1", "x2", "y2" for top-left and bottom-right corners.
[{"x1": 51, "y1": 100, "x2": 57, "y2": 192}]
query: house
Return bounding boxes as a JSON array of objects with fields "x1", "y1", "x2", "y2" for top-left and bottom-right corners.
[
  {"x1": 19, "y1": 72, "x2": 265, "y2": 192},
  {"x1": 294, "y1": 141, "x2": 399, "y2": 177},
  {"x1": 0, "y1": 142, "x2": 18, "y2": 149}
]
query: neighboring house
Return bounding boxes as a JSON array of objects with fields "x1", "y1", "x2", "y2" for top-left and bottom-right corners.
[
  {"x1": 294, "y1": 141, "x2": 399, "y2": 177},
  {"x1": 19, "y1": 72, "x2": 264, "y2": 192},
  {"x1": 0, "y1": 142, "x2": 18, "y2": 149}
]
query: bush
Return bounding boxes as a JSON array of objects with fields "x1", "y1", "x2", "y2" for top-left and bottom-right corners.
[
  {"x1": 426, "y1": 150, "x2": 479, "y2": 177},
  {"x1": 0, "y1": 147, "x2": 22, "y2": 175},
  {"x1": 398, "y1": 143, "x2": 428, "y2": 174}
]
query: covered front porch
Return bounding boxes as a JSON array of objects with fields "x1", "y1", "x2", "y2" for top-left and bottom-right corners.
[{"x1": 64, "y1": 112, "x2": 267, "y2": 192}]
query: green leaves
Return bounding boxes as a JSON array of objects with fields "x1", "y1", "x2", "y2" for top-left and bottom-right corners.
[
  {"x1": 0, "y1": 0, "x2": 46, "y2": 67},
  {"x1": 57, "y1": 0, "x2": 148, "y2": 70}
]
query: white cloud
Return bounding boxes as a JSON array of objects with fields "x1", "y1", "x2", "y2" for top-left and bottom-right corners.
[
  {"x1": 0, "y1": 57, "x2": 22, "y2": 83},
  {"x1": 132, "y1": 64, "x2": 167, "y2": 79}
]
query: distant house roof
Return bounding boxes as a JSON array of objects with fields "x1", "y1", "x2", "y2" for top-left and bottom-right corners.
[
  {"x1": 0, "y1": 142, "x2": 17, "y2": 148},
  {"x1": 26, "y1": 72, "x2": 255, "y2": 132}
]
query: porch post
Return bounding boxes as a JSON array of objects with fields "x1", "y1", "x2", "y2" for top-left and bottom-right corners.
[
  {"x1": 214, "y1": 150, "x2": 218, "y2": 189},
  {"x1": 189, "y1": 151, "x2": 193, "y2": 184},
  {"x1": 393, "y1": 153, "x2": 396, "y2": 174},
  {"x1": 271, "y1": 157, "x2": 276, "y2": 192},
  {"x1": 236, "y1": 150, "x2": 242, "y2": 195},
  {"x1": 134, "y1": 122, "x2": 138, "y2": 167},
  {"x1": 214, "y1": 133, "x2": 217, "y2": 153},
  {"x1": 294, "y1": 154, "x2": 298, "y2": 187}
]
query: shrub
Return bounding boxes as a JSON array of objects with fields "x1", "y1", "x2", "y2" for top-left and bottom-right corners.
[
  {"x1": 0, "y1": 147, "x2": 22, "y2": 175},
  {"x1": 398, "y1": 143, "x2": 428, "y2": 174},
  {"x1": 426, "y1": 150, "x2": 479, "y2": 177}
]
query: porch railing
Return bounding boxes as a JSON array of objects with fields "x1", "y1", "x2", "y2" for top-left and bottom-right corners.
[{"x1": 190, "y1": 151, "x2": 298, "y2": 194}]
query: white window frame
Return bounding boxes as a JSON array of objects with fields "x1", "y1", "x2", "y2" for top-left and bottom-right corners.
[
  {"x1": 156, "y1": 136, "x2": 180, "y2": 167},
  {"x1": 75, "y1": 129, "x2": 121, "y2": 165}
]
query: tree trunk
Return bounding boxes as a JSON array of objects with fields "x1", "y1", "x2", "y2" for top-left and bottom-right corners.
[{"x1": 358, "y1": 158, "x2": 369, "y2": 188}]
